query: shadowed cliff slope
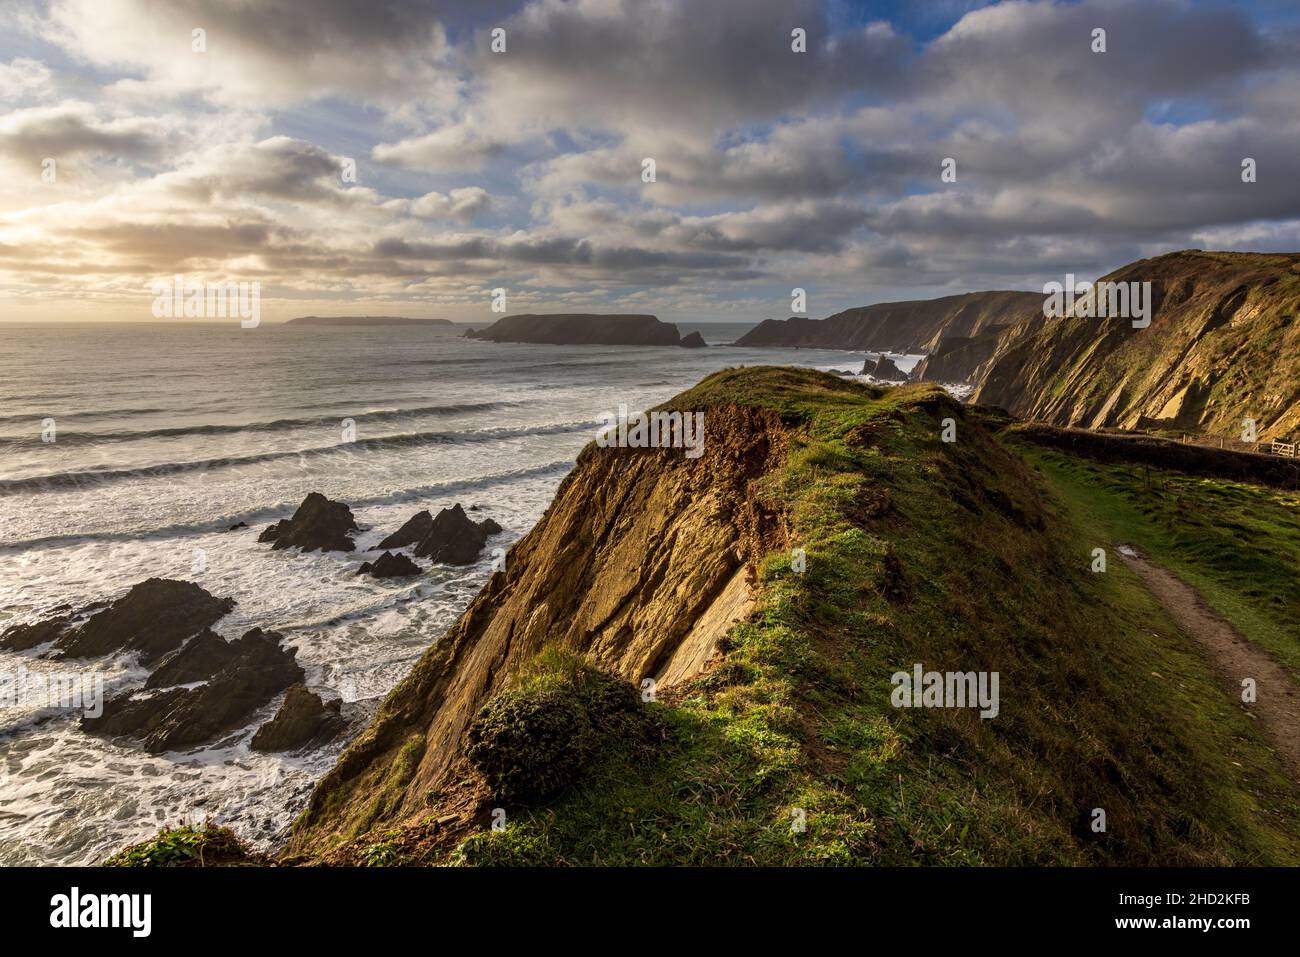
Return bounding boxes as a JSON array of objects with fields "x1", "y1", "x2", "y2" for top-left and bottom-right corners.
[
  {"x1": 735, "y1": 291, "x2": 1042, "y2": 353},
  {"x1": 288, "y1": 367, "x2": 1300, "y2": 866}
]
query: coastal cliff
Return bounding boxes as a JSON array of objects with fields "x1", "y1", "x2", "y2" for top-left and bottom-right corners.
[
  {"x1": 970, "y1": 251, "x2": 1300, "y2": 440},
  {"x1": 286, "y1": 367, "x2": 1299, "y2": 866},
  {"x1": 735, "y1": 252, "x2": 1300, "y2": 443},
  {"x1": 734, "y1": 291, "x2": 1041, "y2": 353}
]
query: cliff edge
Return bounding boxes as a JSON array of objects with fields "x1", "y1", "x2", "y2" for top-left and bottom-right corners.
[{"x1": 287, "y1": 366, "x2": 1300, "y2": 866}]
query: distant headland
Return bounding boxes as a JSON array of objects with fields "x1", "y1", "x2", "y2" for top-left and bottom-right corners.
[
  {"x1": 465, "y1": 313, "x2": 706, "y2": 347},
  {"x1": 286, "y1": 315, "x2": 455, "y2": 326}
]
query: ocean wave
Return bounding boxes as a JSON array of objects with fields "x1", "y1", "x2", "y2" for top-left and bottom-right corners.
[
  {"x1": 0, "y1": 401, "x2": 520, "y2": 448},
  {"x1": 0, "y1": 459, "x2": 574, "y2": 551},
  {"x1": 0, "y1": 422, "x2": 593, "y2": 496},
  {"x1": 0, "y1": 406, "x2": 170, "y2": 426}
]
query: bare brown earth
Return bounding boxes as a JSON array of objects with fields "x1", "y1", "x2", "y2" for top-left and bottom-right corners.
[{"x1": 1118, "y1": 546, "x2": 1300, "y2": 777}]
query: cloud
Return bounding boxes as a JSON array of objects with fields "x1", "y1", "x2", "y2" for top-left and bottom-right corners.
[
  {"x1": 38, "y1": 0, "x2": 463, "y2": 107},
  {"x1": 0, "y1": 102, "x2": 173, "y2": 163},
  {"x1": 0, "y1": 58, "x2": 54, "y2": 102},
  {"x1": 3, "y1": 0, "x2": 1300, "y2": 321},
  {"x1": 372, "y1": 123, "x2": 507, "y2": 171},
  {"x1": 405, "y1": 186, "x2": 493, "y2": 222}
]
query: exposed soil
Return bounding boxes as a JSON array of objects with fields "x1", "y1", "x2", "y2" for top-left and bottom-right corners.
[{"x1": 1118, "y1": 545, "x2": 1300, "y2": 776}]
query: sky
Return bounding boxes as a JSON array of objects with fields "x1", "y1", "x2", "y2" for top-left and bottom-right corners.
[{"x1": 0, "y1": 0, "x2": 1298, "y2": 323}]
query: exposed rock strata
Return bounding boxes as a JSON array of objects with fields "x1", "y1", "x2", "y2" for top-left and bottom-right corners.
[{"x1": 289, "y1": 399, "x2": 788, "y2": 855}]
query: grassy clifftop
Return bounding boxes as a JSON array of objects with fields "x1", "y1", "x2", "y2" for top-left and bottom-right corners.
[{"x1": 289, "y1": 367, "x2": 1300, "y2": 865}]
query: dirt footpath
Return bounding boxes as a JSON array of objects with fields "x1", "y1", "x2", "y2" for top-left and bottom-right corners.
[{"x1": 1117, "y1": 545, "x2": 1300, "y2": 777}]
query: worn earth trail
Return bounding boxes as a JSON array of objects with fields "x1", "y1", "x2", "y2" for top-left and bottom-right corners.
[{"x1": 1117, "y1": 545, "x2": 1300, "y2": 777}]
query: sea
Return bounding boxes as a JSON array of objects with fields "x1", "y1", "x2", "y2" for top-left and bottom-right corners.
[{"x1": 0, "y1": 320, "x2": 922, "y2": 865}]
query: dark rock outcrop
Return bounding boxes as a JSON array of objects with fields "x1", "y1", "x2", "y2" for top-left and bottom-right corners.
[
  {"x1": 145, "y1": 630, "x2": 236, "y2": 689},
  {"x1": 377, "y1": 510, "x2": 433, "y2": 549},
  {"x1": 411, "y1": 504, "x2": 501, "y2": 565},
  {"x1": 259, "y1": 493, "x2": 357, "y2": 553},
  {"x1": 465, "y1": 313, "x2": 686, "y2": 346},
  {"x1": 862, "y1": 355, "x2": 908, "y2": 381},
  {"x1": 251, "y1": 684, "x2": 345, "y2": 752},
  {"x1": 0, "y1": 579, "x2": 235, "y2": 665},
  {"x1": 357, "y1": 551, "x2": 422, "y2": 578},
  {"x1": 0, "y1": 613, "x2": 74, "y2": 652},
  {"x1": 679, "y1": 331, "x2": 707, "y2": 348},
  {"x1": 83, "y1": 628, "x2": 304, "y2": 754},
  {"x1": 911, "y1": 329, "x2": 1005, "y2": 384}
]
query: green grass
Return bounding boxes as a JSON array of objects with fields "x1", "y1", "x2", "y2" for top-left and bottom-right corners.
[
  {"x1": 1018, "y1": 446, "x2": 1300, "y2": 677},
  {"x1": 104, "y1": 822, "x2": 257, "y2": 867},
  {"x1": 447, "y1": 369, "x2": 1300, "y2": 866}
]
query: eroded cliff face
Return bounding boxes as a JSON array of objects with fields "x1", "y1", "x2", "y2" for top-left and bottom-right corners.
[
  {"x1": 284, "y1": 368, "x2": 1300, "y2": 866},
  {"x1": 735, "y1": 291, "x2": 1042, "y2": 353},
  {"x1": 971, "y1": 251, "x2": 1300, "y2": 440},
  {"x1": 288, "y1": 402, "x2": 789, "y2": 858}
]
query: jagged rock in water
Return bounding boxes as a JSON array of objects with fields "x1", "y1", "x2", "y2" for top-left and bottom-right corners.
[
  {"x1": 679, "y1": 331, "x2": 707, "y2": 348},
  {"x1": 357, "y1": 551, "x2": 422, "y2": 578},
  {"x1": 1, "y1": 579, "x2": 234, "y2": 665},
  {"x1": 83, "y1": 628, "x2": 304, "y2": 753},
  {"x1": 0, "y1": 613, "x2": 74, "y2": 652},
  {"x1": 144, "y1": 630, "x2": 235, "y2": 689},
  {"x1": 377, "y1": 510, "x2": 433, "y2": 549},
  {"x1": 251, "y1": 684, "x2": 346, "y2": 752},
  {"x1": 259, "y1": 492, "x2": 357, "y2": 553},
  {"x1": 412, "y1": 504, "x2": 501, "y2": 565},
  {"x1": 863, "y1": 354, "x2": 908, "y2": 381}
]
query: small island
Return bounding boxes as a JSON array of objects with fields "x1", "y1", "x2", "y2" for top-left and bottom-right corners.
[
  {"x1": 286, "y1": 315, "x2": 454, "y2": 327},
  {"x1": 465, "y1": 313, "x2": 706, "y2": 347}
]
